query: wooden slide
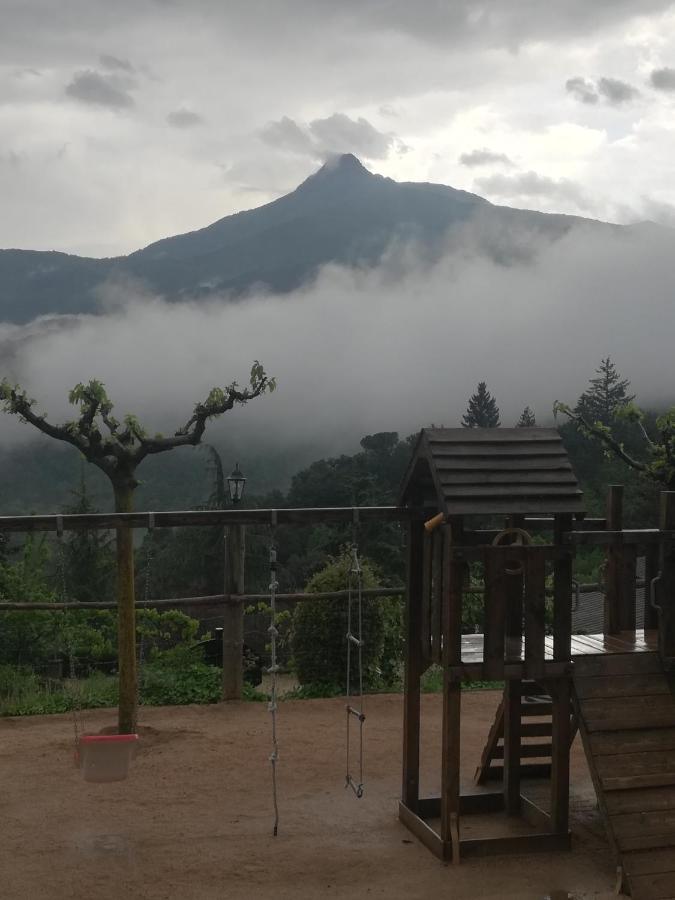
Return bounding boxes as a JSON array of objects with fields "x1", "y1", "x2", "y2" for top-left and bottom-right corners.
[{"x1": 573, "y1": 653, "x2": 675, "y2": 899}]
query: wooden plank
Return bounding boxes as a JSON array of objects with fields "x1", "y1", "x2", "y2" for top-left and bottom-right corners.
[
  {"x1": 611, "y1": 807, "x2": 675, "y2": 839},
  {"x1": 431, "y1": 444, "x2": 570, "y2": 458},
  {"x1": 444, "y1": 485, "x2": 583, "y2": 498},
  {"x1": 553, "y1": 514, "x2": 573, "y2": 661},
  {"x1": 659, "y1": 492, "x2": 675, "y2": 662},
  {"x1": 0, "y1": 505, "x2": 410, "y2": 533},
  {"x1": 503, "y1": 679, "x2": 522, "y2": 814},
  {"x1": 439, "y1": 471, "x2": 578, "y2": 486},
  {"x1": 402, "y1": 521, "x2": 424, "y2": 811},
  {"x1": 596, "y1": 748, "x2": 675, "y2": 780},
  {"x1": 441, "y1": 524, "x2": 462, "y2": 864},
  {"x1": 604, "y1": 773, "x2": 675, "y2": 792},
  {"x1": 493, "y1": 742, "x2": 552, "y2": 759},
  {"x1": 446, "y1": 500, "x2": 586, "y2": 516},
  {"x1": 628, "y1": 870, "x2": 675, "y2": 900},
  {"x1": 550, "y1": 677, "x2": 571, "y2": 834},
  {"x1": 574, "y1": 674, "x2": 671, "y2": 700},
  {"x1": 581, "y1": 695, "x2": 675, "y2": 732},
  {"x1": 435, "y1": 457, "x2": 573, "y2": 471},
  {"x1": 483, "y1": 552, "x2": 506, "y2": 679},
  {"x1": 428, "y1": 427, "x2": 561, "y2": 443},
  {"x1": 525, "y1": 552, "x2": 546, "y2": 680},
  {"x1": 430, "y1": 530, "x2": 443, "y2": 665},
  {"x1": 606, "y1": 786, "x2": 675, "y2": 815},
  {"x1": 459, "y1": 832, "x2": 571, "y2": 858},
  {"x1": 565, "y1": 530, "x2": 674, "y2": 546},
  {"x1": 644, "y1": 544, "x2": 661, "y2": 632},
  {"x1": 623, "y1": 848, "x2": 675, "y2": 877},
  {"x1": 398, "y1": 803, "x2": 445, "y2": 860},
  {"x1": 618, "y1": 830, "x2": 675, "y2": 852},
  {"x1": 573, "y1": 652, "x2": 663, "y2": 677},
  {"x1": 421, "y1": 531, "x2": 432, "y2": 662},
  {"x1": 594, "y1": 730, "x2": 675, "y2": 758}
]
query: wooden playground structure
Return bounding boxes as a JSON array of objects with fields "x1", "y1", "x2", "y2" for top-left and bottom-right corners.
[
  {"x1": 2, "y1": 425, "x2": 675, "y2": 898},
  {"x1": 398, "y1": 428, "x2": 675, "y2": 899}
]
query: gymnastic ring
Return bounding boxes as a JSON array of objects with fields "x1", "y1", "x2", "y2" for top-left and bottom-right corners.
[{"x1": 491, "y1": 527, "x2": 533, "y2": 576}]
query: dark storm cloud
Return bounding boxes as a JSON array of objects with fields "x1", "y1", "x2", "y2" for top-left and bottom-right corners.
[
  {"x1": 166, "y1": 108, "x2": 204, "y2": 128},
  {"x1": 475, "y1": 171, "x2": 589, "y2": 210},
  {"x1": 65, "y1": 70, "x2": 135, "y2": 109},
  {"x1": 459, "y1": 149, "x2": 514, "y2": 168},
  {"x1": 597, "y1": 77, "x2": 640, "y2": 105},
  {"x1": 650, "y1": 67, "x2": 675, "y2": 91},
  {"x1": 99, "y1": 54, "x2": 134, "y2": 73},
  {"x1": 566, "y1": 77, "x2": 599, "y2": 104},
  {"x1": 260, "y1": 113, "x2": 404, "y2": 160}
]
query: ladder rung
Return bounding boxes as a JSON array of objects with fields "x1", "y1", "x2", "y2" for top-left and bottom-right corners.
[
  {"x1": 493, "y1": 742, "x2": 553, "y2": 759},
  {"x1": 346, "y1": 705, "x2": 366, "y2": 722}
]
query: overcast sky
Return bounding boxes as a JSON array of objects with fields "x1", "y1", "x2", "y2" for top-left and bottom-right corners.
[{"x1": 2, "y1": 0, "x2": 675, "y2": 257}]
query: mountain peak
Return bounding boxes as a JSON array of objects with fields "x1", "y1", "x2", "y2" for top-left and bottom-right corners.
[{"x1": 318, "y1": 153, "x2": 371, "y2": 177}]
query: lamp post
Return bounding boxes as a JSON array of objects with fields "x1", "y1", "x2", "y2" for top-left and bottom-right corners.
[{"x1": 223, "y1": 463, "x2": 246, "y2": 700}]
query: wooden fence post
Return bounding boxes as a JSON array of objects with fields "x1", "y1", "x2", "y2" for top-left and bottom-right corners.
[
  {"x1": 605, "y1": 485, "x2": 636, "y2": 635},
  {"x1": 222, "y1": 525, "x2": 245, "y2": 700},
  {"x1": 658, "y1": 492, "x2": 675, "y2": 664}
]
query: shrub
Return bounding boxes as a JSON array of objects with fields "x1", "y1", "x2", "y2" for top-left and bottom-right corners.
[{"x1": 291, "y1": 550, "x2": 399, "y2": 689}]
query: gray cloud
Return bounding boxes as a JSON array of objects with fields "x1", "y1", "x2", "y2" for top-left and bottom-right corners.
[
  {"x1": 166, "y1": 108, "x2": 204, "y2": 128},
  {"x1": 597, "y1": 77, "x2": 639, "y2": 105},
  {"x1": 259, "y1": 116, "x2": 314, "y2": 155},
  {"x1": 459, "y1": 149, "x2": 514, "y2": 168},
  {"x1": 475, "y1": 171, "x2": 590, "y2": 210},
  {"x1": 260, "y1": 112, "x2": 405, "y2": 160},
  {"x1": 2, "y1": 224, "x2": 674, "y2": 464},
  {"x1": 65, "y1": 70, "x2": 135, "y2": 108},
  {"x1": 566, "y1": 77, "x2": 598, "y2": 104},
  {"x1": 566, "y1": 75, "x2": 639, "y2": 106},
  {"x1": 99, "y1": 54, "x2": 134, "y2": 73},
  {"x1": 650, "y1": 67, "x2": 675, "y2": 91},
  {"x1": 309, "y1": 113, "x2": 402, "y2": 159}
]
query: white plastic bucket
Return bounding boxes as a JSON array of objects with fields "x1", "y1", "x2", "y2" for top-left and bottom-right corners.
[{"x1": 78, "y1": 734, "x2": 138, "y2": 783}]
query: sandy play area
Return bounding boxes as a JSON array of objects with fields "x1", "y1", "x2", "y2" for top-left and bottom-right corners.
[{"x1": 0, "y1": 690, "x2": 626, "y2": 900}]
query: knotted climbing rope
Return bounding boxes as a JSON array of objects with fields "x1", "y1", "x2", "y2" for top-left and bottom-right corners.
[
  {"x1": 345, "y1": 515, "x2": 365, "y2": 799},
  {"x1": 267, "y1": 513, "x2": 280, "y2": 836}
]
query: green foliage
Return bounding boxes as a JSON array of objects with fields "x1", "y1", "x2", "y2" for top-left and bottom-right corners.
[
  {"x1": 291, "y1": 550, "x2": 400, "y2": 689},
  {"x1": 462, "y1": 381, "x2": 500, "y2": 428},
  {"x1": 575, "y1": 357, "x2": 634, "y2": 426},
  {"x1": 516, "y1": 406, "x2": 536, "y2": 427}
]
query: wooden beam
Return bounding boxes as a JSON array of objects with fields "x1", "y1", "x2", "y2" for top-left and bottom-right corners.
[
  {"x1": 659, "y1": 492, "x2": 675, "y2": 664},
  {"x1": 0, "y1": 506, "x2": 411, "y2": 534},
  {"x1": 503, "y1": 679, "x2": 522, "y2": 815},
  {"x1": 402, "y1": 520, "x2": 424, "y2": 811}
]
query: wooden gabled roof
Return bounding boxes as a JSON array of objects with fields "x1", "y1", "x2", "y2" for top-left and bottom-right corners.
[{"x1": 399, "y1": 427, "x2": 584, "y2": 516}]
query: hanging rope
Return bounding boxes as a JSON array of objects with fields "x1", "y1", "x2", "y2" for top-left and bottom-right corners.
[
  {"x1": 345, "y1": 509, "x2": 365, "y2": 798},
  {"x1": 55, "y1": 515, "x2": 83, "y2": 758},
  {"x1": 137, "y1": 513, "x2": 155, "y2": 709},
  {"x1": 267, "y1": 510, "x2": 280, "y2": 836}
]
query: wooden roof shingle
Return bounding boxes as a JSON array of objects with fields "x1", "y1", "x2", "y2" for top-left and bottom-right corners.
[{"x1": 399, "y1": 427, "x2": 584, "y2": 516}]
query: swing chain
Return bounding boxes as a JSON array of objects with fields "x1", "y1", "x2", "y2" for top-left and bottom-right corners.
[
  {"x1": 267, "y1": 532, "x2": 280, "y2": 837},
  {"x1": 345, "y1": 529, "x2": 365, "y2": 799}
]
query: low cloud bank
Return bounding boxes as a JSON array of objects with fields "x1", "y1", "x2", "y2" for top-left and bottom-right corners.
[{"x1": 1, "y1": 221, "x2": 674, "y2": 460}]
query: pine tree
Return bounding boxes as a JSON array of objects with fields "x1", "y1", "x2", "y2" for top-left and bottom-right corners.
[
  {"x1": 575, "y1": 357, "x2": 634, "y2": 426},
  {"x1": 462, "y1": 381, "x2": 500, "y2": 427},
  {"x1": 516, "y1": 406, "x2": 536, "y2": 427}
]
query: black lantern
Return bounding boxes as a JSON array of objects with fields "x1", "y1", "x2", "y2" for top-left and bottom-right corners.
[{"x1": 227, "y1": 463, "x2": 246, "y2": 505}]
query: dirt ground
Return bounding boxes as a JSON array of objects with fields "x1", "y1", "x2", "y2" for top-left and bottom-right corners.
[{"x1": 0, "y1": 690, "x2": 626, "y2": 900}]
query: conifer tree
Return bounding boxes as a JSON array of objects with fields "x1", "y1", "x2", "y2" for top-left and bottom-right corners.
[
  {"x1": 516, "y1": 406, "x2": 536, "y2": 427},
  {"x1": 462, "y1": 382, "x2": 500, "y2": 427},
  {"x1": 575, "y1": 357, "x2": 634, "y2": 426}
]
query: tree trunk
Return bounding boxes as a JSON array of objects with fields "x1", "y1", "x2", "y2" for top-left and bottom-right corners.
[{"x1": 114, "y1": 482, "x2": 137, "y2": 734}]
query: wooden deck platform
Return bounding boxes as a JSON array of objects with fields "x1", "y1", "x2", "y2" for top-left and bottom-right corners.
[{"x1": 459, "y1": 629, "x2": 658, "y2": 665}]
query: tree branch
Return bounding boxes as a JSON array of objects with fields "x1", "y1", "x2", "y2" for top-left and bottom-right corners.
[{"x1": 556, "y1": 404, "x2": 648, "y2": 473}]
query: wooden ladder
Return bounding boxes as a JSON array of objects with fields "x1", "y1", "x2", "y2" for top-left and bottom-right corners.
[
  {"x1": 573, "y1": 652, "x2": 675, "y2": 900},
  {"x1": 475, "y1": 680, "x2": 577, "y2": 785}
]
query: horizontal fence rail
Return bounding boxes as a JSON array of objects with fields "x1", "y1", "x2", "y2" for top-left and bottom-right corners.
[
  {"x1": 0, "y1": 506, "x2": 411, "y2": 533},
  {"x1": 0, "y1": 587, "x2": 406, "y2": 611}
]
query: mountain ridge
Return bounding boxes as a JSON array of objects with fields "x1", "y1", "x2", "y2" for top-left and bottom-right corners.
[{"x1": 0, "y1": 154, "x2": 641, "y2": 325}]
